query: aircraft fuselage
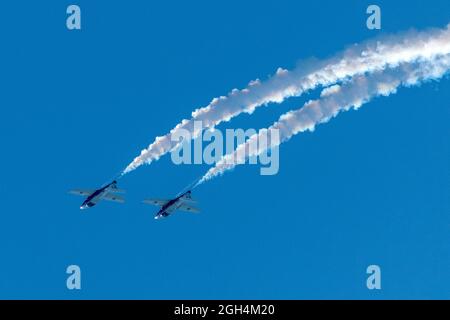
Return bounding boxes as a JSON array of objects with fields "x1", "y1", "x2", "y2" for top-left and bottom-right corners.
[
  {"x1": 80, "y1": 181, "x2": 117, "y2": 209},
  {"x1": 155, "y1": 191, "x2": 191, "y2": 219}
]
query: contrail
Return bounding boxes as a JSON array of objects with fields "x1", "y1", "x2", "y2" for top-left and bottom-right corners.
[
  {"x1": 123, "y1": 24, "x2": 450, "y2": 174},
  {"x1": 196, "y1": 54, "x2": 450, "y2": 185}
]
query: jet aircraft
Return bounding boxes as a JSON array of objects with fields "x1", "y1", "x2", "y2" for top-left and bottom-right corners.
[
  {"x1": 69, "y1": 180, "x2": 125, "y2": 209},
  {"x1": 143, "y1": 190, "x2": 199, "y2": 219}
]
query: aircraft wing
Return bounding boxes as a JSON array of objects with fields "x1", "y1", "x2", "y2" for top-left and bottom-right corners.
[
  {"x1": 69, "y1": 189, "x2": 94, "y2": 196},
  {"x1": 178, "y1": 203, "x2": 200, "y2": 213},
  {"x1": 143, "y1": 199, "x2": 169, "y2": 206},
  {"x1": 103, "y1": 193, "x2": 125, "y2": 203}
]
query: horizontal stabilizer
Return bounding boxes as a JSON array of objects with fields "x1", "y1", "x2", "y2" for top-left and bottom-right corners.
[
  {"x1": 69, "y1": 189, "x2": 94, "y2": 197},
  {"x1": 110, "y1": 188, "x2": 126, "y2": 194},
  {"x1": 143, "y1": 198, "x2": 169, "y2": 206},
  {"x1": 103, "y1": 193, "x2": 125, "y2": 203}
]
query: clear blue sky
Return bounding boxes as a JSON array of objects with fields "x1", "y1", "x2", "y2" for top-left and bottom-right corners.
[{"x1": 0, "y1": 1, "x2": 449, "y2": 299}]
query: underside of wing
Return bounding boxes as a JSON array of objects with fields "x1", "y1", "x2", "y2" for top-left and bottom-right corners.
[
  {"x1": 103, "y1": 193, "x2": 125, "y2": 203},
  {"x1": 69, "y1": 189, "x2": 94, "y2": 196},
  {"x1": 178, "y1": 204, "x2": 200, "y2": 213},
  {"x1": 143, "y1": 198, "x2": 169, "y2": 206}
]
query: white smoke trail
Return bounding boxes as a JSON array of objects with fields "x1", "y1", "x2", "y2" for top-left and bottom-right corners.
[
  {"x1": 196, "y1": 54, "x2": 450, "y2": 185},
  {"x1": 123, "y1": 24, "x2": 450, "y2": 174}
]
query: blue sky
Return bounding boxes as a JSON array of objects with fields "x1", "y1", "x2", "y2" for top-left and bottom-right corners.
[{"x1": 0, "y1": 1, "x2": 449, "y2": 299}]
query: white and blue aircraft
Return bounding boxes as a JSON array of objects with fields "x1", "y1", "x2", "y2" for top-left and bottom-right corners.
[
  {"x1": 69, "y1": 180, "x2": 125, "y2": 209},
  {"x1": 143, "y1": 190, "x2": 200, "y2": 219}
]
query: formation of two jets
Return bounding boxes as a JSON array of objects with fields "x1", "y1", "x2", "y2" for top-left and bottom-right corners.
[{"x1": 69, "y1": 180, "x2": 199, "y2": 219}]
